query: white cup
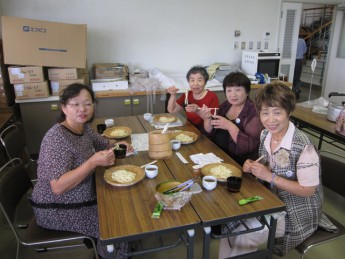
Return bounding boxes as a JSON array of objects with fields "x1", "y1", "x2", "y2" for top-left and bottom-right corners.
[
  {"x1": 143, "y1": 113, "x2": 152, "y2": 121},
  {"x1": 145, "y1": 165, "x2": 158, "y2": 179},
  {"x1": 171, "y1": 140, "x2": 181, "y2": 150},
  {"x1": 202, "y1": 176, "x2": 217, "y2": 191},
  {"x1": 104, "y1": 119, "x2": 114, "y2": 128}
]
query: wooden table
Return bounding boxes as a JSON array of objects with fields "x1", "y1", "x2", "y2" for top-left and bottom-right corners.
[
  {"x1": 93, "y1": 116, "x2": 200, "y2": 259},
  {"x1": 138, "y1": 114, "x2": 286, "y2": 259},
  {"x1": 291, "y1": 106, "x2": 345, "y2": 150}
]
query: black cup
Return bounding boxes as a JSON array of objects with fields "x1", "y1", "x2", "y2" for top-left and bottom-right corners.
[
  {"x1": 97, "y1": 124, "x2": 106, "y2": 134},
  {"x1": 114, "y1": 144, "x2": 127, "y2": 159},
  {"x1": 227, "y1": 176, "x2": 242, "y2": 193}
]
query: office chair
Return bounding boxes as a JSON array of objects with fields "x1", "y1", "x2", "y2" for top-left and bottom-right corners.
[
  {"x1": 0, "y1": 158, "x2": 99, "y2": 259},
  {"x1": 295, "y1": 151, "x2": 345, "y2": 258},
  {"x1": 0, "y1": 124, "x2": 37, "y2": 181}
]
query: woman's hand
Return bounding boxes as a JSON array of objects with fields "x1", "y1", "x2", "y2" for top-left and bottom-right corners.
[
  {"x1": 243, "y1": 159, "x2": 254, "y2": 173},
  {"x1": 166, "y1": 86, "x2": 179, "y2": 95},
  {"x1": 210, "y1": 115, "x2": 232, "y2": 130},
  {"x1": 249, "y1": 161, "x2": 272, "y2": 182},
  {"x1": 199, "y1": 104, "x2": 213, "y2": 119},
  {"x1": 185, "y1": 103, "x2": 199, "y2": 113},
  {"x1": 90, "y1": 150, "x2": 115, "y2": 167}
]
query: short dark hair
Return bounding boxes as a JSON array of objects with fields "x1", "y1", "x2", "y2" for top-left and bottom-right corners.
[
  {"x1": 58, "y1": 83, "x2": 95, "y2": 122},
  {"x1": 186, "y1": 66, "x2": 209, "y2": 82},
  {"x1": 255, "y1": 81, "x2": 296, "y2": 115},
  {"x1": 222, "y1": 72, "x2": 251, "y2": 94}
]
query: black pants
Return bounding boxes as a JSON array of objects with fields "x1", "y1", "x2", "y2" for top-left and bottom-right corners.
[{"x1": 293, "y1": 59, "x2": 303, "y2": 92}]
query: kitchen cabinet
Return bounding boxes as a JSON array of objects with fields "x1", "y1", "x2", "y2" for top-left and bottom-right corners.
[
  {"x1": 19, "y1": 100, "x2": 60, "y2": 155},
  {"x1": 95, "y1": 93, "x2": 166, "y2": 118},
  {"x1": 17, "y1": 90, "x2": 167, "y2": 155}
]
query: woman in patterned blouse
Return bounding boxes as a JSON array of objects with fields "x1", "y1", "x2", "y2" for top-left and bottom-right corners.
[
  {"x1": 219, "y1": 82, "x2": 337, "y2": 258},
  {"x1": 31, "y1": 83, "x2": 132, "y2": 259}
]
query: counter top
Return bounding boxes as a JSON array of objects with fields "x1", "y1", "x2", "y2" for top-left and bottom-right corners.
[{"x1": 15, "y1": 81, "x2": 291, "y2": 103}]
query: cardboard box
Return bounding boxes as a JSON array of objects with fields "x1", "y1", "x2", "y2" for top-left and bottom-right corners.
[
  {"x1": 48, "y1": 68, "x2": 89, "y2": 80},
  {"x1": 50, "y1": 78, "x2": 86, "y2": 96},
  {"x1": 14, "y1": 81, "x2": 50, "y2": 99},
  {"x1": 92, "y1": 63, "x2": 129, "y2": 80},
  {"x1": 2, "y1": 16, "x2": 87, "y2": 68},
  {"x1": 8, "y1": 66, "x2": 44, "y2": 84},
  {"x1": 91, "y1": 79, "x2": 128, "y2": 92}
]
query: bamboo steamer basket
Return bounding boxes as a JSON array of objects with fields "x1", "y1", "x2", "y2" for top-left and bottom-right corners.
[
  {"x1": 148, "y1": 130, "x2": 172, "y2": 159},
  {"x1": 149, "y1": 130, "x2": 171, "y2": 144}
]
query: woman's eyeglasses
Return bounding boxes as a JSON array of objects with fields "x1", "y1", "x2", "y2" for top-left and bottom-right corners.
[{"x1": 67, "y1": 102, "x2": 94, "y2": 110}]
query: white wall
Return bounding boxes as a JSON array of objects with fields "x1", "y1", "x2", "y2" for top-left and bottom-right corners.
[{"x1": 0, "y1": 0, "x2": 281, "y2": 74}]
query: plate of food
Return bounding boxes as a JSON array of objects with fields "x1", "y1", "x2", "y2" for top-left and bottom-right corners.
[
  {"x1": 200, "y1": 163, "x2": 242, "y2": 182},
  {"x1": 170, "y1": 131, "x2": 198, "y2": 144},
  {"x1": 104, "y1": 165, "x2": 145, "y2": 187},
  {"x1": 103, "y1": 126, "x2": 132, "y2": 139},
  {"x1": 152, "y1": 114, "x2": 178, "y2": 125}
]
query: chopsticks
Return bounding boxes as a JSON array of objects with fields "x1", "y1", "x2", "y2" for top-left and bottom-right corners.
[
  {"x1": 255, "y1": 155, "x2": 264, "y2": 162},
  {"x1": 140, "y1": 160, "x2": 157, "y2": 168},
  {"x1": 104, "y1": 145, "x2": 118, "y2": 157},
  {"x1": 163, "y1": 176, "x2": 198, "y2": 194},
  {"x1": 161, "y1": 123, "x2": 170, "y2": 134},
  {"x1": 197, "y1": 107, "x2": 219, "y2": 116},
  {"x1": 184, "y1": 90, "x2": 189, "y2": 106}
]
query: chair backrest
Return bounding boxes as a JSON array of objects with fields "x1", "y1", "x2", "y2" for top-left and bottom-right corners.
[
  {"x1": 0, "y1": 158, "x2": 32, "y2": 224},
  {"x1": 0, "y1": 124, "x2": 37, "y2": 180},
  {"x1": 320, "y1": 153, "x2": 345, "y2": 197},
  {"x1": 0, "y1": 124, "x2": 29, "y2": 162}
]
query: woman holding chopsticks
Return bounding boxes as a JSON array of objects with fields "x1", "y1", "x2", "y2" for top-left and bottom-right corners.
[
  {"x1": 166, "y1": 66, "x2": 219, "y2": 134},
  {"x1": 200, "y1": 72, "x2": 263, "y2": 166},
  {"x1": 31, "y1": 83, "x2": 132, "y2": 259},
  {"x1": 218, "y1": 82, "x2": 337, "y2": 258}
]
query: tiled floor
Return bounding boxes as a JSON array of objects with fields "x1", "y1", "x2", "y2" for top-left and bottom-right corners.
[{"x1": 1, "y1": 83, "x2": 345, "y2": 258}]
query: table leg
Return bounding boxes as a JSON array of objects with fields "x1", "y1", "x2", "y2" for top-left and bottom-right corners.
[
  {"x1": 318, "y1": 132, "x2": 324, "y2": 150},
  {"x1": 267, "y1": 215, "x2": 278, "y2": 256},
  {"x1": 203, "y1": 226, "x2": 211, "y2": 259},
  {"x1": 187, "y1": 229, "x2": 195, "y2": 259}
]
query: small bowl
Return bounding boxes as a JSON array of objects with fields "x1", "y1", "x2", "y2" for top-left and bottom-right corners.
[
  {"x1": 227, "y1": 176, "x2": 242, "y2": 193},
  {"x1": 171, "y1": 140, "x2": 181, "y2": 150},
  {"x1": 96, "y1": 123, "x2": 106, "y2": 134},
  {"x1": 145, "y1": 164, "x2": 158, "y2": 178},
  {"x1": 143, "y1": 113, "x2": 152, "y2": 121},
  {"x1": 202, "y1": 176, "x2": 217, "y2": 191},
  {"x1": 114, "y1": 144, "x2": 127, "y2": 159},
  {"x1": 104, "y1": 119, "x2": 114, "y2": 128}
]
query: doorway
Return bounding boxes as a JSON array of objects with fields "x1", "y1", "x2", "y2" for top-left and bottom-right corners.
[{"x1": 279, "y1": 3, "x2": 336, "y2": 102}]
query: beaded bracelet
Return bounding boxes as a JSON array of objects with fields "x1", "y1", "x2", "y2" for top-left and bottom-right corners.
[{"x1": 271, "y1": 173, "x2": 276, "y2": 188}]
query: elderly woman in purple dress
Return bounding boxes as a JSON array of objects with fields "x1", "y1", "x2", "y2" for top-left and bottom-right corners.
[{"x1": 31, "y1": 83, "x2": 132, "y2": 259}]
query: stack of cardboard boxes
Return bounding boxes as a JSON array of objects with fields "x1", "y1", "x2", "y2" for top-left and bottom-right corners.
[
  {"x1": 48, "y1": 68, "x2": 89, "y2": 96},
  {"x1": 0, "y1": 40, "x2": 15, "y2": 113},
  {"x1": 8, "y1": 66, "x2": 49, "y2": 99},
  {"x1": 1, "y1": 16, "x2": 88, "y2": 100}
]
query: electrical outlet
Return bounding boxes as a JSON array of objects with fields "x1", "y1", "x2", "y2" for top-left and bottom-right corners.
[
  {"x1": 249, "y1": 41, "x2": 253, "y2": 49},
  {"x1": 263, "y1": 32, "x2": 270, "y2": 40},
  {"x1": 257, "y1": 41, "x2": 261, "y2": 50},
  {"x1": 264, "y1": 41, "x2": 269, "y2": 49},
  {"x1": 234, "y1": 41, "x2": 239, "y2": 50},
  {"x1": 241, "y1": 42, "x2": 246, "y2": 50}
]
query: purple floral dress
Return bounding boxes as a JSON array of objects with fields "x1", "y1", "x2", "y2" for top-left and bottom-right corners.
[{"x1": 31, "y1": 123, "x2": 128, "y2": 258}]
